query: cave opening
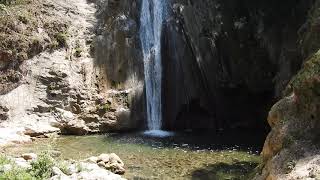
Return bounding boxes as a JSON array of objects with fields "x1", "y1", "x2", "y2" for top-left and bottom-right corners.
[{"x1": 162, "y1": 84, "x2": 273, "y2": 150}]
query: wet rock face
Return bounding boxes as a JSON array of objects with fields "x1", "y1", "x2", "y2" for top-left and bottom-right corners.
[
  {"x1": 94, "y1": 0, "x2": 143, "y2": 88},
  {"x1": 93, "y1": 0, "x2": 146, "y2": 130},
  {"x1": 162, "y1": 0, "x2": 313, "y2": 131}
]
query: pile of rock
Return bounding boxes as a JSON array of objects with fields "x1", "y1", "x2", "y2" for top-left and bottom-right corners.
[
  {"x1": 51, "y1": 162, "x2": 125, "y2": 180},
  {"x1": 87, "y1": 153, "x2": 126, "y2": 175},
  {"x1": 52, "y1": 153, "x2": 126, "y2": 180}
]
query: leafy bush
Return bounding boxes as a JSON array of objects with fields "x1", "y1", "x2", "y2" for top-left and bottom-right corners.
[
  {"x1": 29, "y1": 153, "x2": 54, "y2": 179},
  {"x1": 74, "y1": 47, "x2": 82, "y2": 57},
  {"x1": 0, "y1": 155, "x2": 11, "y2": 166},
  {"x1": 55, "y1": 32, "x2": 68, "y2": 48},
  {"x1": 0, "y1": 166, "x2": 34, "y2": 180}
]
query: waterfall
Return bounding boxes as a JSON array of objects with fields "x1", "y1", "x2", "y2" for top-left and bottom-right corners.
[{"x1": 140, "y1": 0, "x2": 172, "y2": 137}]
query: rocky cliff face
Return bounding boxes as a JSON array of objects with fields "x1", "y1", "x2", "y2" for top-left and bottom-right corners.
[
  {"x1": 257, "y1": 1, "x2": 320, "y2": 178},
  {"x1": 162, "y1": 0, "x2": 313, "y2": 131},
  {"x1": 0, "y1": 0, "x2": 142, "y2": 146},
  {"x1": 93, "y1": 0, "x2": 146, "y2": 130},
  {"x1": 92, "y1": 0, "x2": 313, "y2": 132},
  {"x1": 0, "y1": 0, "x2": 311, "y2": 135}
]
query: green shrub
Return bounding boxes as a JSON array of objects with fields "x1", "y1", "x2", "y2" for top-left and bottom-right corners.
[
  {"x1": 29, "y1": 153, "x2": 54, "y2": 179},
  {"x1": 74, "y1": 47, "x2": 82, "y2": 57},
  {"x1": 55, "y1": 32, "x2": 68, "y2": 48},
  {"x1": 0, "y1": 166, "x2": 34, "y2": 180},
  {"x1": 0, "y1": 155, "x2": 11, "y2": 166}
]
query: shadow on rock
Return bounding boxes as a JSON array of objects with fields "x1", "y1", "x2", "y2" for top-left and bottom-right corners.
[{"x1": 191, "y1": 161, "x2": 259, "y2": 180}]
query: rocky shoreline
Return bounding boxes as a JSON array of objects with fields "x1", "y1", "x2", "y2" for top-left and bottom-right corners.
[{"x1": 0, "y1": 152, "x2": 126, "y2": 180}]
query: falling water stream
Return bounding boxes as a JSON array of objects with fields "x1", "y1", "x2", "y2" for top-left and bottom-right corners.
[{"x1": 140, "y1": 0, "x2": 172, "y2": 137}]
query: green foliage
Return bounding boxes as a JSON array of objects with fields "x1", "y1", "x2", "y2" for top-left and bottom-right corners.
[
  {"x1": 0, "y1": 4, "x2": 6, "y2": 11},
  {"x1": 0, "y1": 155, "x2": 34, "y2": 180},
  {"x1": 74, "y1": 47, "x2": 82, "y2": 57},
  {"x1": 76, "y1": 163, "x2": 85, "y2": 173},
  {"x1": 29, "y1": 153, "x2": 54, "y2": 179},
  {"x1": 101, "y1": 103, "x2": 111, "y2": 111},
  {"x1": 0, "y1": 0, "x2": 28, "y2": 5},
  {"x1": 97, "y1": 103, "x2": 111, "y2": 116},
  {"x1": 49, "y1": 41, "x2": 59, "y2": 50},
  {"x1": 0, "y1": 0, "x2": 15, "y2": 5},
  {"x1": 55, "y1": 32, "x2": 68, "y2": 48},
  {"x1": 0, "y1": 166, "x2": 34, "y2": 180},
  {"x1": 56, "y1": 161, "x2": 69, "y2": 175},
  {"x1": 283, "y1": 135, "x2": 295, "y2": 148},
  {"x1": 1, "y1": 153, "x2": 55, "y2": 179},
  {"x1": 301, "y1": 0, "x2": 320, "y2": 57},
  {"x1": 286, "y1": 50, "x2": 320, "y2": 109},
  {"x1": 0, "y1": 155, "x2": 11, "y2": 166}
]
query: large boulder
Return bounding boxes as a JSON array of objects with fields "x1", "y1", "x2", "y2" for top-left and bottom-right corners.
[{"x1": 91, "y1": 153, "x2": 125, "y2": 175}]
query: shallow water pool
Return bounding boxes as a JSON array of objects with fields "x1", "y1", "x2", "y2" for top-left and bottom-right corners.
[{"x1": 3, "y1": 131, "x2": 263, "y2": 179}]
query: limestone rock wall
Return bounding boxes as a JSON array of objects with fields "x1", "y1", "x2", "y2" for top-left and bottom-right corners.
[
  {"x1": 0, "y1": 0, "x2": 144, "y2": 146},
  {"x1": 162, "y1": 0, "x2": 312, "y2": 131},
  {"x1": 93, "y1": 0, "x2": 146, "y2": 129},
  {"x1": 257, "y1": 2, "x2": 320, "y2": 178}
]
